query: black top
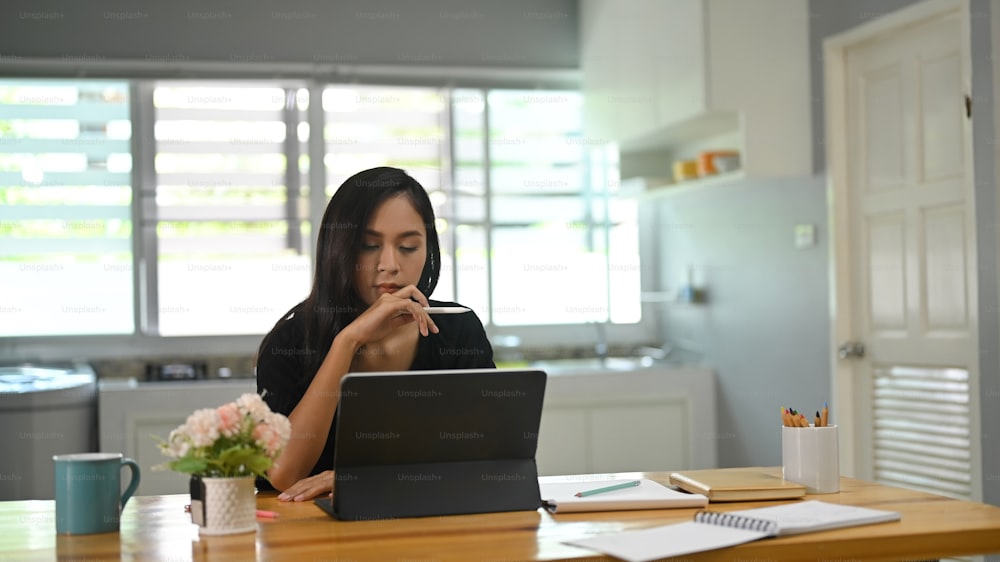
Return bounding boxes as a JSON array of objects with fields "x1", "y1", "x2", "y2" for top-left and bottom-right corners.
[{"x1": 255, "y1": 299, "x2": 495, "y2": 486}]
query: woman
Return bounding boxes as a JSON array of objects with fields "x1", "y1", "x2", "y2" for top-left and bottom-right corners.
[{"x1": 256, "y1": 167, "x2": 495, "y2": 501}]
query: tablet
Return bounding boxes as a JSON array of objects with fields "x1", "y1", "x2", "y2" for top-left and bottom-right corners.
[{"x1": 315, "y1": 368, "x2": 547, "y2": 520}]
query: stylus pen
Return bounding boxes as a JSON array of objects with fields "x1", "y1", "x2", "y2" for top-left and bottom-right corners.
[{"x1": 574, "y1": 479, "x2": 642, "y2": 497}]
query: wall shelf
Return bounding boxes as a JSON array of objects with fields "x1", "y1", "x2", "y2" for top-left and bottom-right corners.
[
  {"x1": 640, "y1": 290, "x2": 708, "y2": 306},
  {"x1": 620, "y1": 170, "x2": 747, "y2": 200}
]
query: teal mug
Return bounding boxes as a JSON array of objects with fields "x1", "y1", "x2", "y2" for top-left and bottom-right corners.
[{"x1": 53, "y1": 453, "x2": 141, "y2": 534}]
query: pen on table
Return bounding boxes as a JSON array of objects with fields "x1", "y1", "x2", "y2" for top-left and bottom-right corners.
[
  {"x1": 574, "y1": 479, "x2": 641, "y2": 497},
  {"x1": 256, "y1": 510, "x2": 280, "y2": 519}
]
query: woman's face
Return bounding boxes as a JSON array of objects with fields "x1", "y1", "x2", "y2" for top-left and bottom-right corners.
[{"x1": 353, "y1": 195, "x2": 428, "y2": 306}]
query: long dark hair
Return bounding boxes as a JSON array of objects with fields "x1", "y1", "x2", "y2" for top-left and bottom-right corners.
[{"x1": 258, "y1": 167, "x2": 442, "y2": 377}]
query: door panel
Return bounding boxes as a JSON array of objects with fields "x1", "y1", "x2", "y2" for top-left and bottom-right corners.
[
  {"x1": 839, "y1": 9, "x2": 977, "y2": 501},
  {"x1": 922, "y1": 205, "x2": 968, "y2": 331},
  {"x1": 862, "y1": 68, "x2": 906, "y2": 191},
  {"x1": 866, "y1": 214, "x2": 907, "y2": 331},
  {"x1": 919, "y1": 53, "x2": 964, "y2": 181}
]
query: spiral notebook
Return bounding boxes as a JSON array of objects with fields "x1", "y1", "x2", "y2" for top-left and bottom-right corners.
[{"x1": 565, "y1": 500, "x2": 901, "y2": 562}]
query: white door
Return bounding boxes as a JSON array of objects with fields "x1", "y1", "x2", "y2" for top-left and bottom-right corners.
[{"x1": 828, "y1": 3, "x2": 980, "y2": 500}]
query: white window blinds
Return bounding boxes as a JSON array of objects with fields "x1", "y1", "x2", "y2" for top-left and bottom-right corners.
[
  {"x1": 872, "y1": 365, "x2": 972, "y2": 500},
  {"x1": 0, "y1": 80, "x2": 134, "y2": 336},
  {"x1": 151, "y1": 82, "x2": 310, "y2": 336}
]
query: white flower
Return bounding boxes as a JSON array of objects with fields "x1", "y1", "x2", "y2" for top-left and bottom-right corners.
[
  {"x1": 236, "y1": 393, "x2": 271, "y2": 422},
  {"x1": 185, "y1": 408, "x2": 221, "y2": 448},
  {"x1": 164, "y1": 428, "x2": 191, "y2": 458},
  {"x1": 265, "y1": 411, "x2": 292, "y2": 444}
]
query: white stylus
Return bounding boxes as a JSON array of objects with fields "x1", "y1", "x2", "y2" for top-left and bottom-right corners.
[{"x1": 423, "y1": 306, "x2": 471, "y2": 314}]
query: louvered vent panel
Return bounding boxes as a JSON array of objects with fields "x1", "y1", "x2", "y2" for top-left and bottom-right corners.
[{"x1": 872, "y1": 365, "x2": 971, "y2": 500}]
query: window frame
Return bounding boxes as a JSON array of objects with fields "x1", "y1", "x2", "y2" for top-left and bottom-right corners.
[{"x1": 1, "y1": 71, "x2": 659, "y2": 361}]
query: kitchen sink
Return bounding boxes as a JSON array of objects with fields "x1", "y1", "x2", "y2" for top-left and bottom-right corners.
[{"x1": 530, "y1": 356, "x2": 656, "y2": 374}]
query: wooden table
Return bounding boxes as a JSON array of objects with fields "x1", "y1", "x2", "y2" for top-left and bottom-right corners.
[{"x1": 3, "y1": 468, "x2": 1000, "y2": 561}]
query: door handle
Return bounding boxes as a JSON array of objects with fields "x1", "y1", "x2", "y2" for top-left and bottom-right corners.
[{"x1": 838, "y1": 341, "x2": 865, "y2": 359}]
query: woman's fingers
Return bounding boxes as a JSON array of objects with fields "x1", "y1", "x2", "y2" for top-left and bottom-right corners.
[
  {"x1": 401, "y1": 298, "x2": 438, "y2": 336},
  {"x1": 382, "y1": 287, "x2": 437, "y2": 336},
  {"x1": 276, "y1": 470, "x2": 334, "y2": 502},
  {"x1": 390, "y1": 284, "x2": 430, "y2": 307},
  {"x1": 344, "y1": 285, "x2": 440, "y2": 346}
]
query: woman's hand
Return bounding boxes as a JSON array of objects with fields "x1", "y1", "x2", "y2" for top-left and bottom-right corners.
[
  {"x1": 341, "y1": 285, "x2": 439, "y2": 346},
  {"x1": 276, "y1": 470, "x2": 334, "y2": 502}
]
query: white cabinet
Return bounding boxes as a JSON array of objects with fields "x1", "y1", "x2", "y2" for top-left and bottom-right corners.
[
  {"x1": 536, "y1": 409, "x2": 588, "y2": 475},
  {"x1": 581, "y1": 0, "x2": 812, "y2": 180},
  {"x1": 589, "y1": 400, "x2": 688, "y2": 472},
  {"x1": 580, "y1": 0, "x2": 667, "y2": 143},
  {"x1": 535, "y1": 367, "x2": 715, "y2": 476},
  {"x1": 98, "y1": 379, "x2": 256, "y2": 496},
  {"x1": 99, "y1": 370, "x2": 715, "y2": 493}
]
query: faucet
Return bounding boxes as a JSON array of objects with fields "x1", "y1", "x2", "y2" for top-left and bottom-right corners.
[
  {"x1": 634, "y1": 344, "x2": 673, "y2": 361},
  {"x1": 591, "y1": 322, "x2": 609, "y2": 363},
  {"x1": 492, "y1": 334, "x2": 524, "y2": 363}
]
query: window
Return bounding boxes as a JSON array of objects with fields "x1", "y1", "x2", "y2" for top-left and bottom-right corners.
[
  {"x1": 149, "y1": 82, "x2": 311, "y2": 336},
  {"x1": 0, "y1": 79, "x2": 639, "y2": 340},
  {"x1": 452, "y1": 89, "x2": 638, "y2": 325},
  {"x1": 0, "y1": 80, "x2": 133, "y2": 336},
  {"x1": 318, "y1": 86, "x2": 637, "y2": 327}
]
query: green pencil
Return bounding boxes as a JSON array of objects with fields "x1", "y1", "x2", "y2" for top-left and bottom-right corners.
[{"x1": 574, "y1": 479, "x2": 642, "y2": 497}]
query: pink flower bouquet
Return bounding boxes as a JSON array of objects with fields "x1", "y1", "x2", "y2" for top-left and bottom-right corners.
[{"x1": 157, "y1": 393, "x2": 291, "y2": 478}]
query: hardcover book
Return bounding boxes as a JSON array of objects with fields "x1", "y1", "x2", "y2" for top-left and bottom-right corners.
[{"x1": 668, "y1": 467, "x2": 807, "y2": 502}]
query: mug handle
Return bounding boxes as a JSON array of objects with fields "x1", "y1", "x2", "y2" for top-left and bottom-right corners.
[{"x1": 120, "y1": 457, "x2": 141, "y2": 509}]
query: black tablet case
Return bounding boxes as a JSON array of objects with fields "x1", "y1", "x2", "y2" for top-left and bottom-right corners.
[{"x1": 317, "y1": 369, "x2": 546, "y2": 521}]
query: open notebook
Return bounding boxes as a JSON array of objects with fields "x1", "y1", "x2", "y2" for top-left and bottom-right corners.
[
  {"x1": 540, "y1": 478, "x2": 707, "y2": 513},
  {"x1": 565, "y1": 500, "x2": 901, "y2": 562}
]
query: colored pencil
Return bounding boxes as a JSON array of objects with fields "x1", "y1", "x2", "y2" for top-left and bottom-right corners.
[{"x1": 574, "y1": 479, "x2": 641, "y2": 497}]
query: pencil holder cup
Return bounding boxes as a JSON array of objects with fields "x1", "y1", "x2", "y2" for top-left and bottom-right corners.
[{"x1": 781, "y1": 425, "x2": 839, "y2": 494}]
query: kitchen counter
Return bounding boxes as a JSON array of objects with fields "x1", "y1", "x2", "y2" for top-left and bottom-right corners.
[{"x1": 98, "y1": 376, "x2": 257, "y2": 391}]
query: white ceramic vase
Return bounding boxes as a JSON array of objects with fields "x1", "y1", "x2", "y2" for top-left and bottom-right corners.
[{"x1": 192, "y1": 476, "x2": 257, "y2": 535}]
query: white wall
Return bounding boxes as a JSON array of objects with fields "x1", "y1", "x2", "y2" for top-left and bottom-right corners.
[
  {"x1": 0, "y1": 0, "x2": 578, "y2": 73},
  {"x1": 652, "y1": 177, "x2": 829, "y2": 468},
  {"x1": 971, "y1": 0, "x2": 1000, "y2": 510}
]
